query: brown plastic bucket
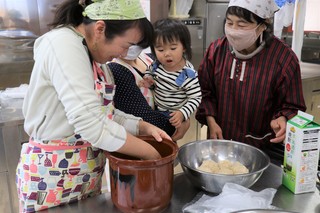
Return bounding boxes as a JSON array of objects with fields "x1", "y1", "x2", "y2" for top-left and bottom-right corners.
[{"x1": 104, "y1": 136, "x2": 178, "y2": 213}]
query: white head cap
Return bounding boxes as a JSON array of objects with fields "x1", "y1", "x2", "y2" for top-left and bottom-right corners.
[{"x1": 228, "y1": 0, "x2": 279, "y2": 19}]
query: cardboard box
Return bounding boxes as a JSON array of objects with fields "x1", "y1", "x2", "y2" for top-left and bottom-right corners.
[{"x1": 282, "y1": 111, "x2": 320, "y2": 194}]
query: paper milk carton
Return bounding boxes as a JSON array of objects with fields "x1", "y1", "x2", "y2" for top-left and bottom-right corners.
[{"x1": 282, "y1": 111, "x2": 320, "y2": 194}]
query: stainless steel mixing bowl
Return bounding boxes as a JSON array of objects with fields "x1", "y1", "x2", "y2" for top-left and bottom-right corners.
[{"x1": 178, "y1": 139, "x2": 270, "y2": 193}]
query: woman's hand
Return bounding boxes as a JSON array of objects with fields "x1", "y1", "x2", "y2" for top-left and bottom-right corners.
[
  {"x1": 169, "y1": 111, "x2": 184, "y2": 127},
  {"x1": 171, "y1": 119, "x2": 190, "y2": 142},
  {"x1": 117, "y1": 133, "x2": 162, "y2": 160},
  {"x1": 139, "y1": 120, "x2": 172, "y2": 142},
  {"x1": 270, "y1": 116, "x2": 287, "y2": 143},
  {"x1": 117, "y1": 120, "x2": 172, "y2": 160},
  {"x1": 206, "y1": 116, "x2": 223, "y2": 139}
]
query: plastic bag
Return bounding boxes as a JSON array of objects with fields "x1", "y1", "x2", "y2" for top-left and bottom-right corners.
[
  {"x1": 274, "y1": 1, "x2": 295, "y2": 38},
  {"x1": 183, "y1": 183, "x2": 277, "y2": 213},
  {"x1": 276, "y1": 2, "x2": 295, "y2": 27},
  {"x1": 0, "y1": 84, "x2": 28, "y2": 108}
]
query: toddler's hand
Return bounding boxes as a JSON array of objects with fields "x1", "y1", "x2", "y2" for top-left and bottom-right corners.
[
  {"x1": 138, "y1": 75, "x2": 154, "y2": 88},
  {"x1": 169, "y1": 111, "x2": 184, "y2": 128}
]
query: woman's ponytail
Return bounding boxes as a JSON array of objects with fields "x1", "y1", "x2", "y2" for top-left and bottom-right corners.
[{"x1": 49, "y1": 0, "x2": 93, "y2": 29}]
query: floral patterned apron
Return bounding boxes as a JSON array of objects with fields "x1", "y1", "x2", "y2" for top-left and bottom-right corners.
[{"x1": 16, "y1": 61, "x2": 115, "y2": 212}]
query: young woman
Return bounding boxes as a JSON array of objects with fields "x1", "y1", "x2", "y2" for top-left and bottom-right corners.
[
  {"x1": 141, "y1": 18, "x2": 202, "y2": 129},
  {"x1": 16, "y1": 0, "x2": 171, "y2": 212},
  {"x1": 196, "y1": 0, "x2": 306, "y2": 149}
]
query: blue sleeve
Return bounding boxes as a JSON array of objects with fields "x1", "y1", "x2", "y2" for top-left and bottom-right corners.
[{"x1": 108, "y1": 62, "x2": 175, "y2": 136}]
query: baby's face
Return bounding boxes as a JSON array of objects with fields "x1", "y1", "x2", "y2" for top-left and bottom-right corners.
[{"x1": 154, "y1": 38, "x2": 186, "y2": 72}]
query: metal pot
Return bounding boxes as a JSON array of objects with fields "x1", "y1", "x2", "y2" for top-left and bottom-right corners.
[{"x1": 105, "y1": 136, "x2": 178, "y2": 213}]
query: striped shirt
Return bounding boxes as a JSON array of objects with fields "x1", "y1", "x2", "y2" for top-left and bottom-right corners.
[
  {"x1": 196, "y1": 36, "x2": 306, "y2": 149},
  {"x1": 147, "y1": 60, "x2": 202, "y2": 120}
]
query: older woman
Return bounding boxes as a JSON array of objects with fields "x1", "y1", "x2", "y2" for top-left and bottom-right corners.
[{"x1": 196, "y1": 0, "x2": 306, "y2": 150}]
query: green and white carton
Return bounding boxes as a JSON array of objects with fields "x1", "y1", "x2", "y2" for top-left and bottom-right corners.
[{"x1": 282, "y1": 111, "x2": 320, "y2": 194}]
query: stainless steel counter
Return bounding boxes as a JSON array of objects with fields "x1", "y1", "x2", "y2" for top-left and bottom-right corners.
[
  {"x1": 0, "y1": 107, "x2": 24, "y2": 126},
  {"x1": 44, "y1": 163, "x2": 320, "y2": 213}
]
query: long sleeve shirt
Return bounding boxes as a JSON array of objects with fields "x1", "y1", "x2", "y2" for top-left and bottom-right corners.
[
  {"x1": 196, "y1": 36, "x2": 306, "y2": 149},
  {"x1": 23, "y1": 27, "x2": 140, "y2": 152},
  {"x1": 146, "y1": 60, "x2": 202, "y2": 121}
]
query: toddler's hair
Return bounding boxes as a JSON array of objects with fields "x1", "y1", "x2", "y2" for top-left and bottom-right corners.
[{"x1": 151, "y1": 18, "x2": 192, "y2": 60}]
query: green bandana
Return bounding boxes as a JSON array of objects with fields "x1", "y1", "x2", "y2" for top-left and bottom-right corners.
[{"x1": 83, "y1": 0, "x2": 146, "y2": 20}]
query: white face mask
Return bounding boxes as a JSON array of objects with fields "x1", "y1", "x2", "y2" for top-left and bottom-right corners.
[
  {"x1": 225, "y1": 24, "x2": 263, "y2": 51},
  {"x1": 123, "y1": 45, "x2": 143, "y2": 60}
]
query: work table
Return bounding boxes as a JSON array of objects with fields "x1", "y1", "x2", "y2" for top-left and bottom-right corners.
[
  {"x1": 1, "y1": 109, "x2": 319, "y2": 213},
  {"x1": 300, "y1": 62, "x2": 320, "y2": 80},
  {"x1": 43, "y1": 163, "x2": 320, "y2": 213}
]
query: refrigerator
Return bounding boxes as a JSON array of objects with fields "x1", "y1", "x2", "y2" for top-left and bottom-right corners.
[
  {"x1": 181, "y1": 17, "x2": 206, "y2": 70},
  {"x1": 205, "y1": 0, "x2": 229, "y2": 47}
]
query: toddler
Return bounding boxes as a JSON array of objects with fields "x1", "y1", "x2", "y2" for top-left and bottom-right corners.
[{"x1": 141, "y1": 18, "x2": 202, "y2": 128}]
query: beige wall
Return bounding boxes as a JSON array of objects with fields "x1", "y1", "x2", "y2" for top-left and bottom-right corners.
[{"x1": 150, "y1": 0, "x2": 169, "y2": 24}]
